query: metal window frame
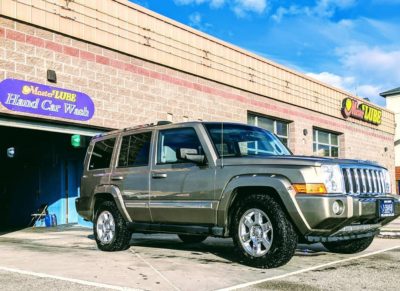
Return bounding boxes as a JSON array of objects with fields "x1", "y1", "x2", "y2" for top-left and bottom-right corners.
[
  {"x1": 313, "y1": 129, "x2": 340, "y2": 158},
  {"x1": 249, "y1": 114, "x2": 289, "y2": 143}
]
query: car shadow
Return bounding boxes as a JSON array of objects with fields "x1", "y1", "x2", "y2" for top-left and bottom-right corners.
[
  {"x1": 129, "y1": 234, "x2": 240, "y2": 265},
  {"x1": 125, "y1": 234, "x2": 329, "y2": 266}
]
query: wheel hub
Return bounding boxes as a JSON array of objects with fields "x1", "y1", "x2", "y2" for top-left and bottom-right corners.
[
  {"x1": 96, "y1": 210, "x2": 116, "y2": 244},
  {"x1": 252, "y1": 226, "x2": 263, "y2": 238}
]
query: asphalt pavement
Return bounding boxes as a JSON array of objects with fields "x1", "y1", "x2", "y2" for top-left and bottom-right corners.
[{"x1": 0, "y1": 223, "x2": 399, "y2": 291}]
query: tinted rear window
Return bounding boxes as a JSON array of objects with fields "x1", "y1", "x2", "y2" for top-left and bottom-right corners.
[
  {"x1": 89, "y1": 138, "x2": 116, "y2": 170},
  {"x1": 118, "y1": 132, "x2": 152, "y2": 167}
]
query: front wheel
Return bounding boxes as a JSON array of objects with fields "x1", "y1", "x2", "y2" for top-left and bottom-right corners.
[
  {"x1": 231, "y1": 194, "x2": 298, "y2": 268},
  {"x1": 94, "y1": 200, "x2": 132, "y2": 251},
  {"x1": 322, "y1": 236, "x2": 374, "y2": 254}
]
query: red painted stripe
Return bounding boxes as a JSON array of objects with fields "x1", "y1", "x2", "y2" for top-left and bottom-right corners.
[
  {"x1": 26, "y1": 35, "x2": 44, "y2": 47},
  {"x1": 0, "y1": 27, "x2": 5, "y2": 38},
  {"x1": 2, "y1": 27, "x2": 392, "y2": 141},
  {"x1": 95, "y1": 55, "x2": 110, "y2": 65},
  {"x1": 6, "y1": 29, "x2": 25, "y2": 42},
  {"x1": 45, "y1": 41, "x2": 62, "y2": 53},
  {"x1": 63, "y1": 45, "x2": 79, "y2": 57},
  {"x1": 79, "y1": 50, "x2": 95, "y2": 62}
]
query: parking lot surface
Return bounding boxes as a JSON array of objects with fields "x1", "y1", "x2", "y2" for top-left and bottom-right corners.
[{"x1": 0, "y1": 226, "x2": 399, "y2": 291}]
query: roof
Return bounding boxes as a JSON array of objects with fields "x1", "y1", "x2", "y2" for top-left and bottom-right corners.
[
  {"x1": 380, "y1": 87, "x2": 400, "y2": 97},
  {"x1": 92, "y1": 121, "x2": 259, "y2": 139}
]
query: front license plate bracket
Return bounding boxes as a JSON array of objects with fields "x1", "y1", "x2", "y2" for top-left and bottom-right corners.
[{"x1": 378, "y1": 199, "x2": 395, "y2": 218}]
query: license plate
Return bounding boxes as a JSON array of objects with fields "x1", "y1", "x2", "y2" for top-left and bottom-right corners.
[{"x1": 379, "y1": 200, "x2": 395, "y2": 217}]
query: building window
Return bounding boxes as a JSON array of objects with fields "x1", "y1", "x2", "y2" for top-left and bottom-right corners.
[
  {"x1": 248, "y1": 113, "x2": 289, "y2": 146},
  {"x1": 313, "y1": 129, "x2": 339, "y2": 157}
]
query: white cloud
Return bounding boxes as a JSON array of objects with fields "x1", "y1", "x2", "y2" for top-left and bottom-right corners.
[
  {"x1": 356, "y1": 85, "x2": 381, "y2": 99},
  {"x1": 189, "y1": 12, "x2": 203, "y2": 27},
  {"x1": 174, "y1": 0, "x2": 207, "y2": 5},
  {"x1": 339, "y1": 46, "x2": 400, "y2": 85},
  {"x1": 210, "y1": 0, "x2": 225, "y2": 8},
  {"x1": 306, "y1": 71, "x2": 384, "y2": 104},
  {"x1": 306, "y1": 46, "x2": 400, "y2": 106},
  {"x1": 272, "y1": 0, "x2": 357, "y2": 22},
  {"x1": 306, "y1": 72, "x2": 355, "y2": 90},
  {"x1": 174, "y1": 0, "x2": 267, "y2": 17},
  {"x1": 233, "y1": 0, "x2": 267, "y2": 17},
  {"x1": 188, "y1": 12, "x2": 213, "y2": 31},
  {"x1": 173, "y1": 0, "x2": 225, "y2": 8}
]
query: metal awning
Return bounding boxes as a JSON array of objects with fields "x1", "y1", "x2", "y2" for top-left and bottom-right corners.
[{"x1": 0, "y1": 116, "x2": 108, "y2": 137}]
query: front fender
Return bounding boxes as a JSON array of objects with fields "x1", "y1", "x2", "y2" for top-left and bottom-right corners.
[
  {"x1": 217, "y1": 174, "x2": 310, "y2": 235},
  {"x1": 91, "y1": 185, "x2": 132, "y2": 222}
]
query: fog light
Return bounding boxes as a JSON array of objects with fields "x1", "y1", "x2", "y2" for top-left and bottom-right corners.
[{"x1": 332, "y1": 200, "x2": 344, "y2": 215}]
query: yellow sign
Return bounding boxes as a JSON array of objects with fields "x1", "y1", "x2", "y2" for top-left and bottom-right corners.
[
  {"x1": 21, "y1": 85, "x2": 77, "y2": 102},
  {"x1": 341, "y1": 98, "x2": 382, "y2": 125}
]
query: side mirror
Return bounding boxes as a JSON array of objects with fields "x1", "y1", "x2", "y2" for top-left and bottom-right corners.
[
  {"x1": 186, "y1": 153, "x2": 205, "y2": 164},
  {"x1": 179, "y1": 148, "x2": 205, "y2": 165}
]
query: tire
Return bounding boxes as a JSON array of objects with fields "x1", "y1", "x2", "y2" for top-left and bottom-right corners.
[
  {"x1": 178, "y1": 234, "x2": 208, "y2": 243},
  {"x1": 93, "y1": 200, "x2": 132, "y2": 251},
  {"x1": 322, "y1": 236, "x2": 374, "y2": 254},
  {"x1": 231, "y1": 194, "x2": 298, "y2": 268}
]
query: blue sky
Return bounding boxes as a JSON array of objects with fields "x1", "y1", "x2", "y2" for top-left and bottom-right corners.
[{"x1": 128, "y1": 0, "x2": 400, "y2": 106}]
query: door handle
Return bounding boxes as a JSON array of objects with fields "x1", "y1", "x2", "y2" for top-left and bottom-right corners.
[
  {"x1": 111, "y1": 176, "x2": 124, "y2": 181},
  {"x1": 152, "y1": 173, "x2": 168, "y2": 179}
]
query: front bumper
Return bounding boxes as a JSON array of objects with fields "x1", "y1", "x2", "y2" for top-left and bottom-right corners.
[{"x1": 295, "y1": 194, "x2": 400, "y2": 241}]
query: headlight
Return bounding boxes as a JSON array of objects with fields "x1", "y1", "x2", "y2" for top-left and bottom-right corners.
[
  {"x1": 382, "y1": 169, "x2": 391, "y2": 194},
  {"x1": 320, "y1": 164, "x2": 344, "y2": 194}
]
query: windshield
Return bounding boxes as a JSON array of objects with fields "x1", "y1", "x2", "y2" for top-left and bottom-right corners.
[{"x1": 204, "y1": 123, "x2": 291, "y2": 158}]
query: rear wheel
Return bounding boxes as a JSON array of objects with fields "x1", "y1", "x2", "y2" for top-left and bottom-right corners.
[
  {"x1": 94, "y1": 200, "x2": 132, "y2": 251},
  {"x1": 231, "y1": 194, "x2": 298, "y2": 268},
  {"x1": 178, "y1": 234, "x2": 208, "y2": 243},
  {"x1": 322, "y1": 236, "x2": 374, "y2": 254}
]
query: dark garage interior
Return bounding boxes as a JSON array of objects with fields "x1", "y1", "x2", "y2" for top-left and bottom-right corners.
[{"x1": 0, "y1": 126, "x2": 88, "y2": 231}]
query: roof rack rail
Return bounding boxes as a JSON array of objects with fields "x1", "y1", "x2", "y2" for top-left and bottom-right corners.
[
  {"x1": 123, "y1": 123, "x2": 155, "y2": 131},
  {"x1": 156, "y1": 120, "x2": 173, "y2": 126},
  {"x1": 94, "y1": 121, "x2": 173, "y2": 138}
]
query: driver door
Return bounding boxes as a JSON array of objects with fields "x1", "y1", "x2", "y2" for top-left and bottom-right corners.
[{"x1": 149, "y1": 126, "x2": 217, "y2": 224}]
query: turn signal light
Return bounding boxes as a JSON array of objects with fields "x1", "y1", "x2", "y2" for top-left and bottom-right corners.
[{"x1": 293, "y1": 183, "x2": 327, "y2": 194}]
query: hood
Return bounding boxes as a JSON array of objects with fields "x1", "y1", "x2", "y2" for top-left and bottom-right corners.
[{"x1": 219, "y1": 155, "x2": 382, "y2": 168}]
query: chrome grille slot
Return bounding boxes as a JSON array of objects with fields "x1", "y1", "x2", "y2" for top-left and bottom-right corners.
[
  {"x1": 353, "y1": 169, "x2": 360, "y2": 194},
  {"x1": 341, "y1": 167, "x2": 385, "y2": 196},
  {"x1": 366, "y1": 170, "x2": 372, "y2": 193}
]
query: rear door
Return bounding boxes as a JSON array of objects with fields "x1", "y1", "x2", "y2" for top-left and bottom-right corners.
[
  {"x1": 110, "y1": 130, "x2": 153, "y2": 222},
  {"x1": 81, "y1": 136, "x2": 117, "y2": 214}
]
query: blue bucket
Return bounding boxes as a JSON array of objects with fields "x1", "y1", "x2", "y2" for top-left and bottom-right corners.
[{"x1": 44, "y1": 214, "x2": 52, "y2": 227}]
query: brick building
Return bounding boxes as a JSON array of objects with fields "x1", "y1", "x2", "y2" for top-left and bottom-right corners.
[{"x1": 0, "y1": 0, "x2": 395, "y2": 228}]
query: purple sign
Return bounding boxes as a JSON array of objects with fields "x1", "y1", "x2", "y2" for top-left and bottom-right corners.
[{"x1": 0, "y1": 79, "x2": 94, "y2": 121}]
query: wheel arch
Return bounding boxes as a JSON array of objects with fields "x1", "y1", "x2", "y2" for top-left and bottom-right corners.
[
  {"x1": 217, "y1": 175, "x2": 308, "y2": 236},
  {"x1": 91, "y1": 185, "x2": 132, "y2": 222}
]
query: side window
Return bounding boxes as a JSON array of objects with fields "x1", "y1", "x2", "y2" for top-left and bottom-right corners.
[
  {"x1": 157, "y1": 128, "x2": 203, "y2": 164},
  {"x1": 118, "y1": 132, "x2": 152, "y2": 168},
  {"x1": 89, "y1": 138, "x2": 116, "y2": 170}
]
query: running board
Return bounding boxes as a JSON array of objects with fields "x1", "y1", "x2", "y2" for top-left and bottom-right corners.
[{"x1": 127, "y1": 222, "x2": 224, "y2": 237}]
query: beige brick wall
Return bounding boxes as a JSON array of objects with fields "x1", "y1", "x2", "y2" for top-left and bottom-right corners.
[
  {"x1": 0, "y1": 16, "x2": 395, "y2": 179},
  {"x1": 0, "y1": 0, "x2": 395, "y2": 134}
]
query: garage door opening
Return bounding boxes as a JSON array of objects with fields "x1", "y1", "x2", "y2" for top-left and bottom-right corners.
[{"x1": 0, "y1": 126, "x2": 91, "y2": 232}]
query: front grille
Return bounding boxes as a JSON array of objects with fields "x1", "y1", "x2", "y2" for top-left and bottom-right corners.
[{"x1": 342, "y1": 167, "x2": 386, "y2": 195}]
